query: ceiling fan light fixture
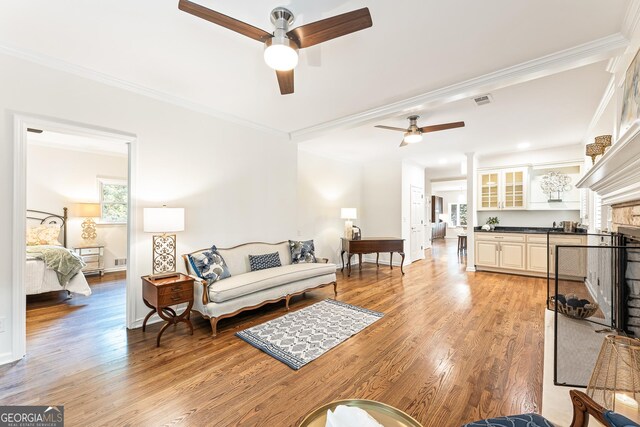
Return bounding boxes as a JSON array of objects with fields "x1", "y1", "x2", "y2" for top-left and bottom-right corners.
[
  {"x1": 403, "y1": 132, "x2": 423, "y2": 144},
  {"x1": 264, "y1": 37, "x2": 299, "y2": 71}
]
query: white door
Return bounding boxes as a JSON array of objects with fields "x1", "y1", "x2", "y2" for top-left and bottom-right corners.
[{"x1": 410, "y1": 186, "x2": 425, "y2": 261}]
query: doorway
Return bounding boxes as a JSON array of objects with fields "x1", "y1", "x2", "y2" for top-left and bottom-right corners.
[{"x1": 11, "y1": 113, "x2": 137, "y2": 362}]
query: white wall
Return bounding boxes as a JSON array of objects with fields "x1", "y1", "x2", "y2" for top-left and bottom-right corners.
[
  {"x1": 478, "y1": 144, "x2": 583, "y2": 168},
  {"x1": 0, "y1": 53, "x2": 296, "y2": 361},
  {"x1": 401, "y1": 161, "x2": 426, "y2": 262},
  {"x1": 297, "y1": 151, "x2": 361, "y2": 265},
  {"x1": 26, "y1": 144, "x2": 128, "y2": 271},
  {"x1": 360, "y1": 160, "x2": 402, "y2": 265},
  {"x1": 477, "y1": 210, "x2": 580, "y2": 227}
]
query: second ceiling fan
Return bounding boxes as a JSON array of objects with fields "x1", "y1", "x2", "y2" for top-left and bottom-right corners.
[
  {"x1": 375, "y1": 115, "x2": 466, "y2": 147},
  {"x1": 178, "y1": 0, "x2": 373, "y2": 95}
]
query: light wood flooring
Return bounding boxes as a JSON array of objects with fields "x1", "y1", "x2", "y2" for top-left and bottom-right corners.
[{"x1": 1, "y1": 241, "x2": 547, "y2": 426}]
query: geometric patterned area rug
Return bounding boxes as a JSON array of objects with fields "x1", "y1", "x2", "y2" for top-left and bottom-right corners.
[{"x1": 235, "y1": 299, "x2": 384, "y2": 370}]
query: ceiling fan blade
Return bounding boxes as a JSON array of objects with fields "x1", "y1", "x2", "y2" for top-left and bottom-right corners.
[
  {"x1": 375, "y1": 125, "x2": 407, "y2": 132},
  {"x1": 399, "y1": 139, "x2": 409, "y2": 148},
  {"x1": 419, "y1": 121, "x2": 466, "y2": 134},
  {"x1": 287, "y1": 8, "x2": 372, "y2": 49},
  {"x1": 276, "y1": 70, "x2": 294, "y2": 95},
  {"x1": 178, "y1": 0, "x2": 272, "y2": 42}
]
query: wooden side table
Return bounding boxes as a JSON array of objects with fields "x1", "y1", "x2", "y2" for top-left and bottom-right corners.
[{"x1": 141, "y1": 274, "x2": 194, "y2": 347}]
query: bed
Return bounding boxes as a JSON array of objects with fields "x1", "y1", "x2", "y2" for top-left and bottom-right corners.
[{"x1": 26, "y1": 208, "x2": 91, "y2": 297}]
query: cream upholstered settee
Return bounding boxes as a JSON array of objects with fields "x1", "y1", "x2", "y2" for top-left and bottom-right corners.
[{"x1": 183, "y1": 241, "x2": 337, "y2": 336}]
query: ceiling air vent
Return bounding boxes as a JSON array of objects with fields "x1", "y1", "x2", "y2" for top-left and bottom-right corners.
[{"x1": 472, "y1": 94, "x2": 493, "y2": 106}]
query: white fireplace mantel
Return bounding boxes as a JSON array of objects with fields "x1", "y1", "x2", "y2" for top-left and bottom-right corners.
[{"x1": 577, "y1": 123, "x2": 640, "y2": 205}]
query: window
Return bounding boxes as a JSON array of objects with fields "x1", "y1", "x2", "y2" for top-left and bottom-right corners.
[
  {"x1": 99, "y1": 178, "x2": 128, "y2": 224},
  {"x1": 449, "y1": 203, "x2": 467, "y2": 227}
]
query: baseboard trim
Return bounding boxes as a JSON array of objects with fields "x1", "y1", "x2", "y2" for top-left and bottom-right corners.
[
  {"x1": 0, "y1": 351, "x2": 19, "y2": 366},
  {"x1": 104, "y1": 266, "x2": 127, "y2": 273}
]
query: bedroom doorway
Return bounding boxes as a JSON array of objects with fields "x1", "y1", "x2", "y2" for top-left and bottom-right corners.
[{"x1": 11, "y1": 114, "x2": 137, "y2": 362}]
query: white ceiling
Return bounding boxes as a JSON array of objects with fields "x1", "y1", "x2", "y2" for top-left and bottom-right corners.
[
  {"x1": 0, "y1": 0, "x2": 630, "y2": 135},
  {"x1": 299, "y1": 61, "x2": 612, "y2": 167}
]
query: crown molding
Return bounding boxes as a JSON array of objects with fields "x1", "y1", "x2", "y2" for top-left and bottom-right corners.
[
  {"x1": 0, "y1": 43, "x2": 289, "y2": 140},
  {"x1": 622, "y1": 0, "x2": 640, "y2": 40},
  {"x1": 290, "y1": 33, "x2": 629, "y2": 142},
  {"x1": 582, "y1": 74, "x2": 616, "y2": 143}
]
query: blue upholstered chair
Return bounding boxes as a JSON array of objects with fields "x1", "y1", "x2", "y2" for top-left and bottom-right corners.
[{"x1": 461, "y1": 390, "x2": 640, "y2": 427}]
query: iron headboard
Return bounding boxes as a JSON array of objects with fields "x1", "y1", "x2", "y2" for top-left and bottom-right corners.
[{"x1": 26, "y1": 207, "x2": 68, "y2": 247}]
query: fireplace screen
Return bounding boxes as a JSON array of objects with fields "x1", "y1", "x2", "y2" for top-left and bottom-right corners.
[{"x1": 549, "y1": 232, "x2": 620, "y2": 387}]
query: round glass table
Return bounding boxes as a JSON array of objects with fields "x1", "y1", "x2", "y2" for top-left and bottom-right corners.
[{"x1": 299, "y1": 399, "x2": 423, "y2": 427}]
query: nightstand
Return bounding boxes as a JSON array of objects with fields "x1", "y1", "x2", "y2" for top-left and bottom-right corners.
[
  {"x1": 73, "y1": 245, "x2": 105, "y2": 276},
  {"x1": 141, "y1": 274, "x2": 194, "y2": 347}
]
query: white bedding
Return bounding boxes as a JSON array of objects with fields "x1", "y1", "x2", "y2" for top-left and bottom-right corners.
[{"x1": 25, "y1": 258, "x2": 92, "y2": 296}]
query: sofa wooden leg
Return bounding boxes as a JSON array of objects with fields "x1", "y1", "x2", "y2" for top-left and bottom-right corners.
[
  {"x1": 285, "y1": 295, "x2": 291, "y2": 310},
  {"x1": 209, "y1": 318, "x2": 218, "y2": 337},
  {"x1": 333, "y1": 282, "x2": 338, "y2": 297}
]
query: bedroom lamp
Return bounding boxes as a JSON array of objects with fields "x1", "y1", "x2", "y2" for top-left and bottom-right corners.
[
  {"x1": 587, "y1": 335, "x2": 640, "y2": 422},
  {"x1": 143, "y1": 206, "x2": 185, "y2": 279},
  {"x1": 341, "y1": 208, "x2": 357, "y2": 240},
  {"x1": 75, "y1": 203, "x2": 100, "y2": 242}
]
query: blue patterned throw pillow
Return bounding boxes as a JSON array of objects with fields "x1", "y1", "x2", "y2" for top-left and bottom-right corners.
[
  {"x1": 188, "y1": 246, "x2": 231, "y2": 282},
  {"x1": 249, "y1": 252, "x2": 282, "y2": 271},
  {"x1": 289, "y1": 239, "x2": 316, "y2": 264}
]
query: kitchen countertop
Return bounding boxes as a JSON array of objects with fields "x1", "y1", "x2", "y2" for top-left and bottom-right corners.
[{"x1": 473, "y1": 226, "x2": 587, "y2": 234}]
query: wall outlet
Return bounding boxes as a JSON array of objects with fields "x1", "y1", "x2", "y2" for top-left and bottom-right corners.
[{"x1": 0, "y1": 316, "x2": 5, "y2": 333}]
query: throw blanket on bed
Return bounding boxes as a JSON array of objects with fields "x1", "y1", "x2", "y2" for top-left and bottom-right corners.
[{"x1": 26, "y1": 245, "x2": 86, "y2": 286}]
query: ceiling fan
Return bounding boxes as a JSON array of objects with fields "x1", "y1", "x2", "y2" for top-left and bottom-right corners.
[
  {"x1": 375, "y1": 115, "x2": 466, "y2": 147},
  {"x1": 178, "y1": 0, "x2": 373, "y2": 95}
]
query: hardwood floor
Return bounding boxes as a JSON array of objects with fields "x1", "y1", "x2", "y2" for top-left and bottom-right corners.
[{"x1": 1, "y1": 241, "x2": 546, "y2": 427}]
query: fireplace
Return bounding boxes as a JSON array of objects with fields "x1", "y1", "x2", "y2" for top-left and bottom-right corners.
[{"x1": 617, "y1": 226, "x2": 640, "y2": 336}]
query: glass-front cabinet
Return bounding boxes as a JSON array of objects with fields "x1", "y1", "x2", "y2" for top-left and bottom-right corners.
[
  {"x1": 503, "y1": 169, "x2": 525, "y2": 209},
  {"x1": 479, "y1": 172, "x2": 500, "y2": 209},
  {"x1": 477, "y1": 167, "x2": 528, "y2": 211}
]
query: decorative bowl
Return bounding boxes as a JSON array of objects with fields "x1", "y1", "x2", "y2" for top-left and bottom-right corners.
[{"x1": 549, "y1": 294, "x2": 599, "y2": 319}]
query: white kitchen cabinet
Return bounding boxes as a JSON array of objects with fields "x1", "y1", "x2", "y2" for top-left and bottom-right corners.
[
  {"x1": 475, "y1": 232, "x2": 586, "y2": 278},
  {"x1": 499, "y1": 242, "x2": 526, "y2": 270},
  {"x1": 476, "y1": 241, "x2": 500, "y2": 267},
  {"x1": 527, "y1": 244, "x2": 548, "y2": 273},
  {"x1": 477, "y1": 167, "x2": 528, "y2": 211},
  {"x1": 475, "y1": 233, "x2": 526, "y2": 270}
]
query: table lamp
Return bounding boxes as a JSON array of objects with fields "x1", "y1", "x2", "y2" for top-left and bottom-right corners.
[
  {"x1": 75, "y1": 203, "x2": 101, "y2": 243},
  {"x1": 143, "y1": 206, "x2": 185, "y2": 279},
  {"x1": 587, "y1": 335, "x2": 640, "y2": 422},
  {"x1": 341, "y1": 208, "x2": 357, "y2": 239}
]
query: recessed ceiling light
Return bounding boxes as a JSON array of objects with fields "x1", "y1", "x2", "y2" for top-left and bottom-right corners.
[{"x1": 518, "y1": 142, "x2": 531, "y2": 149}]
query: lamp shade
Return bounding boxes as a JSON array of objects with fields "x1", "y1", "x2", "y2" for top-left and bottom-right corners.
[
  {"x1": 143, "y1": 207, "x2": 184, "y2": 233},
  {"x1": 341, "y1": 208, "x2": 357, "y2": 220},
  {"x1": 74, "y1": 203, "x2": 101, "y2": 218},
  {"x1": 587, "y1": 335, "x2": 640, "y2": 422}
]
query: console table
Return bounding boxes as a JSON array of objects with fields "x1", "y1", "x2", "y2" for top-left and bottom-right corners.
[{"x1": 340, "y1": 237, "x2": 405, "y2": 276}]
